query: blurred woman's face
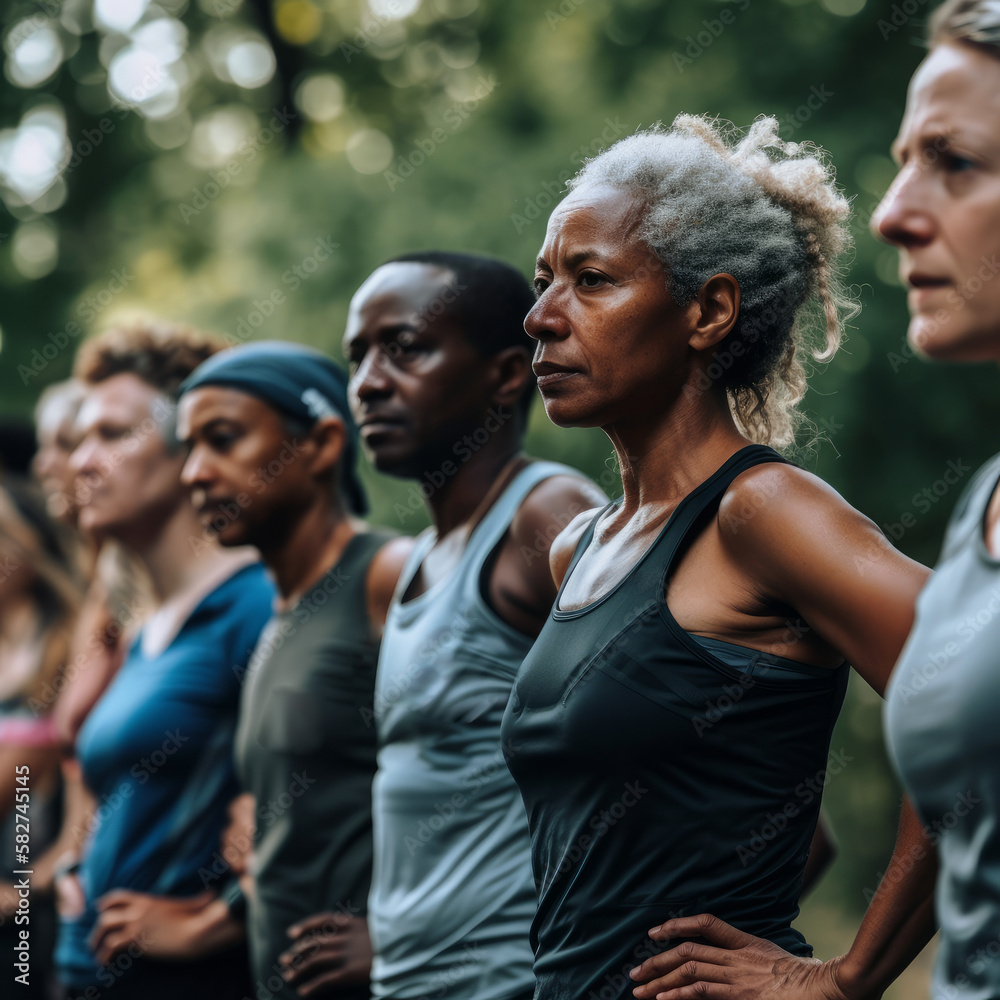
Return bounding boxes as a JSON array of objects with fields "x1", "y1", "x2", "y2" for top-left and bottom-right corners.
[
  {"x1": 32, "y1": 412, "x2": 82, "y2": 523},
  {"x1": 525, "y1": 183, "x2": 694, "y2": 429},
  {"x1": 874, "y1": 42, "x2": 1000, "y2": 361}
]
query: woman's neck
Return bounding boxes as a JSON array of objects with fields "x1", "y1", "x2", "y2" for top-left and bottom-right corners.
[{"x1": 604, "y1": 390, "x2": 751, "y2": 517}]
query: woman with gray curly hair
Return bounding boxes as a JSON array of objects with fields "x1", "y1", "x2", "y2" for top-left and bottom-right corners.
[
  {"x1": 500, "y1": 115, "x2": 937, "y2": 999},
  {"x1": 875, "y1": 2, "x2": 1000, "y2": 999}
]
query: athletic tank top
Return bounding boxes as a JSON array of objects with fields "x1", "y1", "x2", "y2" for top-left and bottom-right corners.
[
  {"x1": 370, "y1": 461, "x2": 576, "y2": 1000},
  {"x1": 501, "y1": 445, "x2": 850, "y2": 1000},
  {"x1": 235, "y1": 531, "x2": 392, "y2": 1000},
  {"x1": 885, "y1": 452, "x2": 1000, "y2": 1000}
]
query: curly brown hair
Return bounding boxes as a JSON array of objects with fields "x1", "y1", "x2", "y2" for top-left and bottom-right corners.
[{"x1": 74, "y1": 319, "x2": 224, "y2": 397}]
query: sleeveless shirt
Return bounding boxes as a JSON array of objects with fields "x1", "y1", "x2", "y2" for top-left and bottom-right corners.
[
  {"x1": 885, "y1": 453, "x2": 1000, "y2": 1000},
  {"x1": 501, "y1": 445, "x2": 850, "y2": 1000},
  {"x1": 235, "y1": 532, "x2": 391, "y2": 1000},
  {"x1": 369, "y1": 461, "x2": 575, "y2": 1000}
]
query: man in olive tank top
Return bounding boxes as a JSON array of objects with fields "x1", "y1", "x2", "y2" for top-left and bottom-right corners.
[
  {"x1": 343, "y1": 252, "x2": 606, "y2": 1000},
  {"x1": 171, "y1": 342, "x2": 412, "y2": 999}
]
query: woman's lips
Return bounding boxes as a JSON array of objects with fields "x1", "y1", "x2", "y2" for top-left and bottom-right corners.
[
  {"x1": 533, "y1": 361, "x2": 582, "y2": 389},
  {"x1": 535, "y1": 370, "x2": 581, "y2": 389}
]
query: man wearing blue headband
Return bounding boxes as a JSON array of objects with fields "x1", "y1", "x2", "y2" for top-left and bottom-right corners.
[{"x1": 90, "y1": 340, "x2": 411, "y2": 1000}]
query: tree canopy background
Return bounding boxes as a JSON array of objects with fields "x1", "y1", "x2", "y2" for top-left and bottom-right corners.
[{"x1": 3, "y1": 0, "x2": 992, "y2": 987}]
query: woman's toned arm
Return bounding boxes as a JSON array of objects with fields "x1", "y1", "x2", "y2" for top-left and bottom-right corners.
[{"x1": 630, "y1": 463, "x2": 934, "y2": 1000}]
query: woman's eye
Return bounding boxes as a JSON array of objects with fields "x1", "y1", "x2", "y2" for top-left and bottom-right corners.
[
  {"x1": 943, "y1": 153, "x2": 976, "y2": 174},
  {"x1": 209, "y1": 432, "x2": 237, "y2": 451},
  {"x1": 579, "y1": 272, "x2": 607, "y2": 288},
  {"x1": 532, "y1": 277, "x2": 550, "y2": 298}
]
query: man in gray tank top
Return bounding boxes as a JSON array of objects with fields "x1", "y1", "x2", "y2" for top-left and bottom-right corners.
[{"x1": 343, "y1": 252, "x2": 606, "y2": 1000}]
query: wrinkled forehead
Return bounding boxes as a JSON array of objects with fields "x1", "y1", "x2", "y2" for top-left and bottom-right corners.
[
  {"x1": 540, "y1": 183, "x2": 648, "y2": 261},
  {"x1": 897, "y1": 42, "x2": 1000, "y2": 150},
  {"x1": 76, "y1": 373, "x2": 170, "y2": 432}
]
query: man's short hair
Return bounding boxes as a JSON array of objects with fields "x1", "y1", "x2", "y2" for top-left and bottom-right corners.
[
  {"x1": 386, "y1": 251, "x2": 537, "y2": 418},
  {"x1": 75, "y1": 320, "x2": 224, "y2": 396}
]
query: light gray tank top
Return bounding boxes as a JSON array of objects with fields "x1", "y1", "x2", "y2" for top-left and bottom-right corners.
[
  {"x1": 369, "y1": 461, "x2": 574, "y2": 1000},
  {"x1": 885, "y1": 453, "x2": 1000, "y2": 1000}
]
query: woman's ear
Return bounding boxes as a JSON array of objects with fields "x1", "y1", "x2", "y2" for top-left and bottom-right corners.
[
  {"x1": 306, "y1": 417, "x2": 346, "y2": 479},
  {"x1": 688, "y1": 273, "x2": 741, "y2": 351}
]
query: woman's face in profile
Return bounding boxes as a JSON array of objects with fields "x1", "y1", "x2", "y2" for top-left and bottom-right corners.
[
  {"x1": 874, "y1": 42, "x2": 1000, "y2": 362},
  {"x1": 525, "y1": 182, "x2": 694, "y2": 429}
]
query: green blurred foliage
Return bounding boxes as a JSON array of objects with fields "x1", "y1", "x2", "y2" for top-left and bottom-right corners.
[{"x1": 2, "y1": 0, "x2": 993, "y2": 967}]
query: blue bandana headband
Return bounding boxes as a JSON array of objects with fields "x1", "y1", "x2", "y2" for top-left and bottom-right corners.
[{"x1": 178, "y1": 340, "x2": 368, "y2": 515}]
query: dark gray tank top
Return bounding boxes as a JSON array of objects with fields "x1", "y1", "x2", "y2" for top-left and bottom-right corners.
[
  {"x1": 502, "y1": 445, "x2": 850, "y2": 1000},
  {"x1": 235, "y1": 531, "x2": 391, "y2": 1000}
]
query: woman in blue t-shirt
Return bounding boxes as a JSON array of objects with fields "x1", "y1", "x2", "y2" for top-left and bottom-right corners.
[{"x1": 53, "y1": 322, "x2": 275, "y2": 1000}]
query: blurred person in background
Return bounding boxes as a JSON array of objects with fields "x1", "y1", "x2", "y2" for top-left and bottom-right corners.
[
  {"x1": 52, "y1": 321, "x2": 274, "y2": 1000},
  {"x1": 32, "y1": 377, "x2": 152, "y2": 758},
  {"x1": 501, "y1": 116, "x2": 936, "y2": 1000},
  {"x1": 32, "y1": 379, "x2": 87, "y2": 525},
  {"x1": 874, "y1": 2, "x2": 1000, "y2": 998},
  {"x1": 344, "y1": 250, "x2": 606, "y2": 1000},
  {"x1": 24, "y1": 377, "x2": 154, "y2": 998},
  {"x1": 0, "y1": 477, "x2": 82, "y2": 999},
  {"x1": 88, "y1": 340, "x2": 412, "y2": 1000}
]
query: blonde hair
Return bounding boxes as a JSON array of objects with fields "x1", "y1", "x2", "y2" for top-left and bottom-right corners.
[
  {"x1": 0, "y1": 481, "x2": 82, "y2": 707},
  {"x1": 568, "y1": 115, "x2": 856, "y2": 450}
]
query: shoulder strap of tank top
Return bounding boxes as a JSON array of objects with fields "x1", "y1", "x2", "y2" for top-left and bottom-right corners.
[
  {"x1": 463, "y1": 460, "x2": 582, "y2": 564},
  {"x1": 388, "y1": 526, "x2": 436, "y2": 606},
  {"x1": 631, "y1": 444, "x2": 790, "y2": 596}
]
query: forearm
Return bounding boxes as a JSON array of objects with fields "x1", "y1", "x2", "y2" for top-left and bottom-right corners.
[
  {"x1": 836, "y1": 796, "x2": 938, "y2": 999},
  {"x1": 801, "y1": 813, "x2": 837, "y2": 898},
  {"x1": 192, "y1": 896, "x2": 246, "y2": 956}
]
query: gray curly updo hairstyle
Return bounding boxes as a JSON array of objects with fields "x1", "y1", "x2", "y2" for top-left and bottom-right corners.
[
  {"x1": 929, "y1": 0, "x2": 1000, "y2": 52},
  {"x1": 568, "y1": 115, "x2": 855, "y2": 450}
]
